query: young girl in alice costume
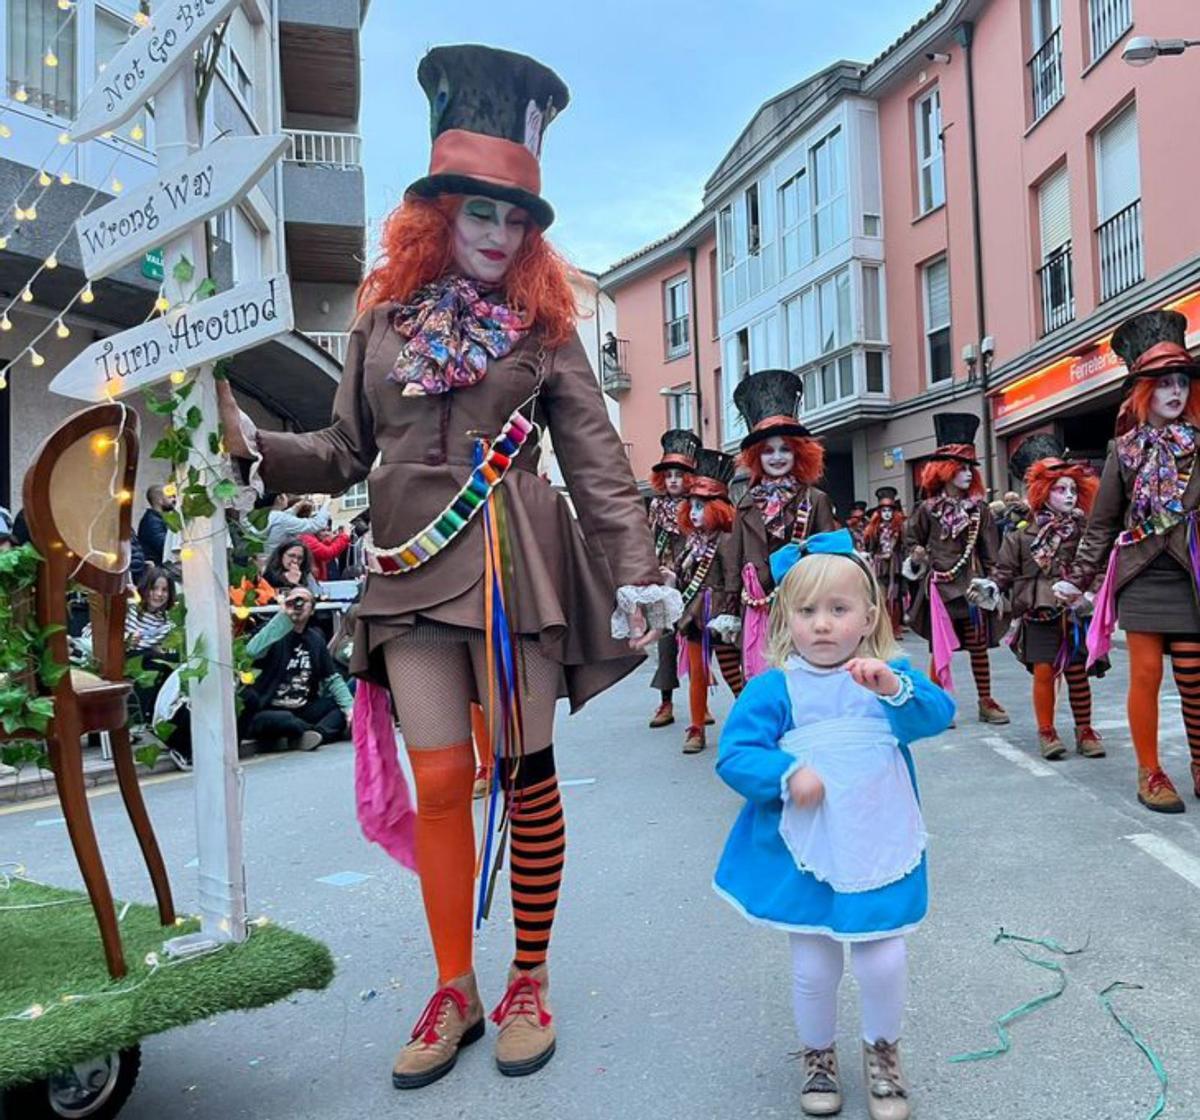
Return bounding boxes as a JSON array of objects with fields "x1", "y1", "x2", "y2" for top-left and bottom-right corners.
[{"x1": 713, "y1": 529, "x2": 954, "y2": 1120}]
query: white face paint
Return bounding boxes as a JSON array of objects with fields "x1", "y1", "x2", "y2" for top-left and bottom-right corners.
[
  {"x1": 1150, "y1": 371, "x2": 1190, "y2": 426},
  {"x1": 1047, "y1": 476, "x2": 1077, "y2": 515},
  {"x1": 451, "y1": 196, "x2": 530, "y2": 284},
  {"x1": 950, "y1": 466, "x2": 974, "y2": 493},
  {"x1": 761, "y1": 436, "x2": 795, "y2": 479},
  {"x1": 881, "y1": 507, "x2": 893, "y2": 523},
  {"x1": 664, "y1": 469, "x2": 687, "y2": 498},
  {"x1": 689, "y1": 499, "x2": 707, "y2": 530}
]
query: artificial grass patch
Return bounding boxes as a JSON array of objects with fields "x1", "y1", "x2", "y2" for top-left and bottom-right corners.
[{"x1": 0, "y1": 878, "x2": 335, "y2": 1087}]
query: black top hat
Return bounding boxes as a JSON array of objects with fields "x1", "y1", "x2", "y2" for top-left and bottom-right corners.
[
  {"x1": 406, "y1": 45, "x2": 569, "y2": 229},
  {"x1": 690, "y1": 448, "x2": 736, "y2": 498},
  {"x1": 1111, "y1": 308, "x2": 1200, "y2": 389},
  {"x1": 928, "y1": 412, "x2": 981, "y2": 464},
  {"x1": 1008, "y1": 433, "x2": 1065, "y2": 483},
  {"x1": 850, "y1": 500, "x2": 868, "y2": 513},
  {"x1": 733, "y1": 369, "x2": 812, "y2": 449},
  {"x1": 875, "y1": 486, "x2": 899, "y2": 503},
  {"x1": 652, "y1": 428, "x2": 700, "y2": 473}
]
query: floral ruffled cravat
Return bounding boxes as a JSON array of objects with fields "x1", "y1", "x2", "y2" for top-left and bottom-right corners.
[
  {"x1": 749, "y1": 476, "x2": 800, "y2": 540},
  {"x1": 1117, "y1": 423, "x2": 1197, "y2": 528},
  {"x1": 927, "y1": 495, "x2": 975, "y2": 540},
  {"x1": 649, "y1": 495, "x2": 685, "y2": 537},
  {"x1": 388, "y1": 275, "x2": 528, "y2": 396},
  {"x1": 1029, "y1": 508, "x2": 1084, "y2": 575}
]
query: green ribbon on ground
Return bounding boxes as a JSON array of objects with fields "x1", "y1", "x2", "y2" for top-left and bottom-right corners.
[{"x1": 1098, "y1": 982, "x2": 1168, "y2": 1120}]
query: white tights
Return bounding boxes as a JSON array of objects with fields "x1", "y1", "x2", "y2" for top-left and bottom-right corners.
[{"x1": 789, "y1": 933, "x2": 908, "y2": 1049}]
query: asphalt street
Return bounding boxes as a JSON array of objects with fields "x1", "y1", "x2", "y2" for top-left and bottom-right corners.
[{"x1": 3, "y1": 634, "x2": 1200, "y2": 1120}]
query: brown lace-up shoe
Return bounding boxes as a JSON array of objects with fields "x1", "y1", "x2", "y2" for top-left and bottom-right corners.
[
  {"x1": 392, "y1": 973, "x2": 484, "y2": 1090},
  {"x1": 1038, "y1": 727, "x2": 1067, "y2": 761},
  {"x1": 977, "y1": 697, "x2": 1010, "y2": 724},
  {"x1": 1138, "y1": 767, "x2": 1185, "y2": 814},
  {"x1": 1192, "y1": 758, "x2": 1200, "y2": 800},
  {"x1": 649, "y1": 702, "x2": 675, "y2": 729},
  {"x1": 1075, "y1": 726, "x2": 1106, "y2": 758},
  {"x1": 492, "y1": 965, "x2": 556, "y2": 1076},
  {"x1": 795, "y1": 1045, "x2": 842, "y2": 1116},
  {"x1": 862, "y1": 1039, "x2": 911, "y2": 1120},
  {"x1": 682, "y1": 725, "x2": 706, "y2": 753}
]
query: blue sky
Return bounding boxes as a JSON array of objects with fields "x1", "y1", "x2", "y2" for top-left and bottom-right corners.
[{"x1": 360, "y1": 1, "x2": 934, "y2": 274}]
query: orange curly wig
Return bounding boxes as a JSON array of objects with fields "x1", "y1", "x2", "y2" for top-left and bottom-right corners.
[
  {"x1": 739, "y1": 435, "x2": 825, "y2": 486},
  {"x1": 1115, "y1": 375, "x2": 1200, "y2": 435},
  {"x1": 649, "y1": 467, "x2": 691, "y2": 495},
  {"x1": 357, "y1": 195, "x2": 579, "y2": 347},
  {"x1": 864, "y1": 508, "x2": 906, "y2": 544},
  {"x1": 1024, "y1": 461, "x2": 1099, "y2": 515},
  {"x1": 919, "y1": 458, "x2": 985, "y2": 499},
  {"x1": 677, "y1": 497, "x2": 734, "y2": 534}
]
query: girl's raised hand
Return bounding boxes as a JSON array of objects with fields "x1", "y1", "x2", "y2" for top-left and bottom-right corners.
[
  {"x1": 788, "y1": 766, "x2": 825, "y2": 809},
  {"x1": 845, "y1": 657, "x2": 900, "y2": 697}
]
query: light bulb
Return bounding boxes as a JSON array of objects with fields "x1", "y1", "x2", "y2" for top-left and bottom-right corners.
[
  {"x1": 0, "y1": 315, "x2": 10, "y2": 331},
  {"x1": 0, "y1": 236, "x2": 7, "y2": 250},
  {"x1": 0, "y1": 124, "x2": 11, "y2": 139},
  {"x1": 239, "y1": 670, "x2": 255, "y2": 684},
  {"x1": 58, "y1": 131, "x2": 70, "y2": 145},
  {"x1": 44, "y1": 51, "x2": 58, "y2": 68},
  {"x1": 59, "y1": 172, "x2": 71, "y2": 185},
  {"x1": 181, "y1": 547, "x2": 195, "y2": 561},
  {"x1": 155, "y1": 296, "x2": 170, "y2": 313},
  {"x1": 14, "y1": 86, "x2": 28, "y2": 103},
  {"x1": 38, "y1": 171, "x2": 51, "y2": 186},
  {"x1": 134, "y1": 9, "x2": 149, "y2": 25},
  {"x1": 55, "y1": 319, "x2": 69, "y2": 338},
  {"x1": 235, "y1": 606, "x2": 251, "y2": 621},
  {"x1": 27, "y1": 1004, "x2": 44, "y2": 1020},
  {"x1": 118, "y1": 489, "x2": 132, "y2": 503},
  {"x1": 111, "y1": 178, "x2": 123, "y2": 193},
  {"x1": 163, "y1": 483, "x2": 177, "y2": 498},
  {"x1": 29, "y1": 348, "x2": 44, "y2": 367},
  {"x1": 0, "y1": 376, "x2": 7, "y2": 390},
  {"x1": 80, "y1": 283, "x2": 94, "y2": 304},
  {"x1": 45, "y1": 253, "x2": 58, "y2": 269},
  {"x1": 169, "y1": 369, "x2": 186, "y2": 385},
  {"x1": 57, "y1": 0, "x2": 71, "y2": 9},
  {"x1": 20, "y1": 286, "x2": 33, "y2": 303},
  {"x1": 100, "y1": 130, "x2": 113, "y2": 139},
  {"x1": 13, "y1": 207, "x2": 25, "y2": 222},
  {"x1": 130, "y1": 124, "x2": 145, "y2": 142},
  {"x1": 25, "y1": 205, "x2": 36, "y2": 220},
  {"x1": 105, "y1": 551, "x2": 119, "y2": 564}
]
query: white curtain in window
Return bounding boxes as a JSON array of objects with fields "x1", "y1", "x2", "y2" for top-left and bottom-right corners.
[
  {"x1": 1038, "y1": 165, "x2": 1071, "y2": 258},
  {"x1": 1096, "y1": 104, "x2": 1140, "y2": 221},
  {"x1": 925, "y1": 258, "x2": 950, "y2": 330},
  {"x1": 7, "y1": 0, "x2": 76, "y2": 117}
]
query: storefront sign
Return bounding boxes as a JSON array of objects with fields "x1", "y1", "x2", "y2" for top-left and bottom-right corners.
[
  {"x1": 991, "y1": 289, "x2": 1200, "y2": 431},
  {"x1": 49, "y1": 273, "x2": 293, "y2": 401}
]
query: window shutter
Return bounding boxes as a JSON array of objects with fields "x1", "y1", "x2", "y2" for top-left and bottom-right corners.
[
  {"x1": 1038, "y1": 166, "x2": 1071, "y2": 257},
  {"x1": 1097, "y1": 105, "x2": 1140, "y2": 221},
  {"x1": 926, "y1": 259, "x2": 950, "y2": 329}
]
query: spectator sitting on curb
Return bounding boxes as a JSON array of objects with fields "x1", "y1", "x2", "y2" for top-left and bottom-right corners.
[
  {"x1": 239, "y1": 586, "x2": 352, "y2": 752},
  {"x1": 300, "y1": 525, "x2": 351, "y2": 582},
  {"x1": 264, "y1": 492, "x2": 330, "y2": 554}
]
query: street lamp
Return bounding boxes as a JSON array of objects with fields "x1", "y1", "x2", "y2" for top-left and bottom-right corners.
[{"x1": 1122, "y1": 35, "x2": 1200, "y2": 66}]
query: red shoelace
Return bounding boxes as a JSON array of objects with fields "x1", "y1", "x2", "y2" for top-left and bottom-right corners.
[
  {"x1": 1146, "y1": 769, "x2": 1177, "y2": 796},
  {"x1": 491, "y1": 974, "x2": 552, "y2": 1028},
  {"x1": 410, "y1": 985, "x2": 469, "y2": 1044}
]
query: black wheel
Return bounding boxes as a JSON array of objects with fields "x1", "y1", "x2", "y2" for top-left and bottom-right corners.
[{"x1": 2, "y1": 1046, "x2": 141, "y2": 1119}]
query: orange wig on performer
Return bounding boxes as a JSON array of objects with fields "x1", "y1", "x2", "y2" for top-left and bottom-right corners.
[
  {"x1": 677, "y1": 497, "x2": 735, "y2": 535},
  {"x1": 1024, "y1": 460, "x2": 1099, "y2": 516},
  {"x1": 650, "y1": 467, "x2": 691, "y2": 496},
  {"x1": 1115, "y1": 376, "x2": 1200, "y2": 435},
  {"x1": 357, "y1": 195, "x2": 578, "y2": 347},
  {"x1": 864, "y1": 507, "x2": 906, "y2": 544},
  {"x1": 918, "y1": 457, "x2": 985, "y2": 500},
  {"x1": 739, "y1": 435, "x2": 825, "y2": 487}
]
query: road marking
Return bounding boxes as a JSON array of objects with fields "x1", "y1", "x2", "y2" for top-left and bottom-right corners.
[
  {"x1": 1124, "y1": 833, "x2": 1200, "y2": 892},
  {"x1": 1091, "y1": 720, "x2": 1127, "y2": 731},
  {"x1": 316, "y1": 871, "x2": 372, "y2": 888},
  {"x1": 34, "y1": 816, "x2": 66, "y2": 827},
  {"x1": 984, "y1": 736, "x2": 1059, "y2": 778},
  {"x1": 560, "y1": 778, "x2": 597, "y2": 788}
]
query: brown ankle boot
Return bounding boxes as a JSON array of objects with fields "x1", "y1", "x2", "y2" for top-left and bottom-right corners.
[
  {"x1": 392, "y1": 973, "x2": 484, "y2": 1089},
  {"x1": 795, "y1": 1045, "x2": 842, "y2": 1116},
  {"x1": 492, "y1": 965, "x2": 556, "y2": 1076},
  {"x1": 649, "y1": 702, "x2": 674, "y2": 729},
  {"x1": 978, "y1": 697, "x2": 1010, "y2": 724},
  {"x1": 863, "y1": 1039, "x2": 911, "y2": 1120},
  {"x1": 1038, "y1": 727, "x2": 1067, "y2": 761},
  {"x1": 1075, "y1": 726, "x2": 1106, "y2": 758},
  {"x1": 1137, "y1": 767, "x2": 1185, "y2": 814}
]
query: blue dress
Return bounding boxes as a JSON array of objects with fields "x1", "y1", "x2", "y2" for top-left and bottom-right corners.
[{"x1": 713, "y1": 657, "x2": 955, "y2": 941}]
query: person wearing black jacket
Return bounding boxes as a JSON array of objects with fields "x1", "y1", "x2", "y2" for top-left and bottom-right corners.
[{"x1": 137, "y1": 485, "x2": 176, "y2": 566}]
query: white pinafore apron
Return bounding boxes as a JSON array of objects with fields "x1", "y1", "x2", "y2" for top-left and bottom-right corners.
[{"x1": 777, "y1": 671, "x2": 926, "y2": 894}]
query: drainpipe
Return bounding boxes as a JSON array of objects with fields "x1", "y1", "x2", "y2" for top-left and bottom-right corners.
[
  {"x1": 952, "y1": 20, "x2": 995, "y2": 492},
  {"x1": 687, "y1": 245, "x2": 704, "y2": 439}
]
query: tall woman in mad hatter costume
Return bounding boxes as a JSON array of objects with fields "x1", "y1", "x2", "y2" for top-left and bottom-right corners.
[
  {"x1": 646, "y1": 429, "x2": 701, "y2": 730},
  {"x1": 902, "y1": 413, "x2": 1009, "y2": 723},
  {"x1": 864, "y1": 487, "x2": 906, "y2": 638},
  {"x1": 727, "y1": 369, "x2": 836, "y2": 680},
  {"x1": 1056, "y1": 309, "x2": 1200, "y2": 814},
  {"x1": 218, "y1": 46, "x2": 679, "y2": 1088}
]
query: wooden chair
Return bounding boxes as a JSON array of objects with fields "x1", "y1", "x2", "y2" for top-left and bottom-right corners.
[{"x1": 19, "y1": 403, "x2": 175, "y2": 978}]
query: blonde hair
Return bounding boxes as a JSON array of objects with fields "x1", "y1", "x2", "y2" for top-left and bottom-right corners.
[{"x1": 766, "y1": 552, "x2": 900, "y2": 667}]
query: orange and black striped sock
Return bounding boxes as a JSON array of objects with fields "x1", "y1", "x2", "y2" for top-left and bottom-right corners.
[
  {"x1": 1064, "y1": 663, "x2": 1092, "y2": 728},
  {"x1": 1168, "y1": 639, "x2": 1200, "y2": 773},
  {"x1": 501, "y1": 747, "x2": 565, "y2": 971},
  {"x1": 963, "y1": 622, "x2": 993, "y2": 702},
  {"x1": 714, "y1": 644, "x2": 745, "y2": 696}
]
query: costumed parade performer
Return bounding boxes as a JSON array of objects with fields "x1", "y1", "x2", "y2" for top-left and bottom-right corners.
[
  {"x1": 845, "y1": 500, "x2": 868, "y2": 551},
  {"x1": 989, "y1": 435, "x2": 1106, "y2": 761},
  {"x1": 646, "y1": 428, "x2": 701, "y2": 730},
  {"x1": 903, "y1": 413, "x2": 1009, "y2": 723},
  {"x1": 728, "y1": 369, "x2": 836, "y2": 681},
  {"x1": 217, "y1": 45, "x2": 680, "y2": 1087},
  {"x1": 672, "y1": 448, "x2": 743, "y2": 753},
  {"x1": 864, "y1": 487, "x2": 906, "y2": 638},
  {"x1": 713, "y1": 529, "x2": 954, "y2": 1120},
  {"x1": 1056, "y1": 308, "x2": 1200, "y2": 814}
]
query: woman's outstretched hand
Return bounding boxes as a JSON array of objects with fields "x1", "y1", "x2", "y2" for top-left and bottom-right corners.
[
  {"x1": 844, "y1": 657, "x2": 900, "y2": 697},
  {"x1": 216, "y1": 378, "x2": 253, "y2": 459}
]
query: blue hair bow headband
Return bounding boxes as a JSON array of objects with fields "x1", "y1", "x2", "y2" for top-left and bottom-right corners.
[{"x1": 769, "y1": 527, "x2": 867, "y2": 586}]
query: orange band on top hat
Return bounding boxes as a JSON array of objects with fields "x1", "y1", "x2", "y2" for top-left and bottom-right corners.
[
  {"x1": 429, "y1": 129, "x2": 542, "y2": 194},
  {"x1": 1130, "y1": 341, "x2": 1193, "y2": 375},
  {"x1": 689, "y1": 478, "x2": 728, "y2": 499}
]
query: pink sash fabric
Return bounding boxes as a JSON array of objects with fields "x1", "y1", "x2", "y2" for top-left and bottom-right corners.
[
  {"x1": 676, "y1": 633, "x2": 689, "y2": 679},
  {"x1": 741, "y1": 564, "x2": 771, "y2": 680},
  {"x1": 353, "y1": 679, "x2": 417, "y2": 871},
  {"x1": 928, "y1": 581, "x2": 960, "y2": 691},
  {"x1": 1086, "y1": 550, "x2": 1120, "y2": 667}
]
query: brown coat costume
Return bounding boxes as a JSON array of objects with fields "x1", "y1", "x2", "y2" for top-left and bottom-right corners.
[
  {"x1": 255, "y1": 307, "x2": 659, "y2": 709},
  {"x1": 676, "y1": 532, "x2": 737, "y2": 641}
]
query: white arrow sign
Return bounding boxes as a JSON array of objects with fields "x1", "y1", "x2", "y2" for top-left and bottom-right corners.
[
  {"x1": 49, "y1": 273, "x2": 293, "y2": 402},
  {"x1": 70, "y1": 0, "x2": 238, "y2": 143},
  {"x1": 76, "y1": 134, "x2": 290, "y2": 282}
]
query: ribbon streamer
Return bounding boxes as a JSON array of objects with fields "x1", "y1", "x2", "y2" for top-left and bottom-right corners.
[{"x1": 1097, "y1": 982, "x2": 1168, "y2": 1120}]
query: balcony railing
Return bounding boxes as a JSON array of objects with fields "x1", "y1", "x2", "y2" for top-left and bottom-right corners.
[
  {"x1": 1037, "y1": 243, "x2": 1075, "y2": 336},
  {"x1": 601, "y1": 336, "x2": 631, "y2": 396},
  {"x1": 285, "y1": 129, "x2": 363, "y2": 169},
  {"x1": 1089, "y1": 0, "x2": 1133, "y2": 62},
  {"x1": 1097, "y1": 199, "x2": 1144, "y2": 302},
  {"x1": 1029, "y1": 28, "x2": 1065, "y2": 123},
  {"x1": 306, "y1": 331, "x2": 350, "y2": 365}
]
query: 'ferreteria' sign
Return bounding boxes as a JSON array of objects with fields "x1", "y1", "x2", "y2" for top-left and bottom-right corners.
[{"x1": 49, "y1": 273, "x2": 294, "y2": 402}]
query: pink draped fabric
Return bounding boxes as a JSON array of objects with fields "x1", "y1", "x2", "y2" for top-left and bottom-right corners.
[
  {"x1": 928, "y1": 580, "x2": 960, "y2": 691},
  {"x1": 353, "y1": 679, "x2": 417, "y2": 871},
  {"x1": 676, "y1": 633, "x2": 689, "y2": 679},
  {"x1": 1086, "y1": 550, "x2": 1120, "y2": 668},
  {"x1": 741, "y1": 564, "x2": 771, "y2": 680}
]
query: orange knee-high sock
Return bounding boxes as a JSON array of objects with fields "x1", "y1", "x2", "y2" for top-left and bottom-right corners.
[
  {"x1": 1167, "y1": 640, "x2": 1200, "y2": 773},
  {"x1": 470, "y1": 703, "x2": 492, "y2": 781},
  {"x1": 1064, "y1": 663, "x2": 1092, "y2": 727},
  {"x1": 1126, "y1": 632, "x2": 1165, "y2": 772},
  {"x1": 1032, "y1": 663, "x2": 1057, "y2": 731},
  {"x1": 408, "y1": 742, "x2": 477, "y2": 984},
  {"x1": 688, "y1": 640, "x2": 708, "y2": 728}
]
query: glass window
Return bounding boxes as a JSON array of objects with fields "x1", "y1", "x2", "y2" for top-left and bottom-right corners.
[
  {"x1": 664, "y1": 275, "x2": 691, "y2": 358},
  {"x1": 923, "y1": 257, "x2": 952, "y2": 383},
  {"x1": 915, "y1": 87, "x2": 945, "y2": 214},
  {"x1": 812, "y1": 128, "x2": 849, "y2": 256},
  {"x1": 785, "y1": 297, "x2": 804, "y2": 368},
  {"x1": 821, "y1": 361, "x2": 836, "y2": 404},
  {"x1": 342, "y1": 481, "x2": 369, "y2": 510},
  {"x1": 866, "y1": 350, "x2": 885, "y2": 393},
  {"x1": 778, "y1": 170, "x2": 812, "y2": 276},
  {"x1": 7, "y1": 0, "x2": 77, "y2": 117},
  {"x1": 746, "y1": 183, "x2": 761, "y2": 256},
  {"x1": 667, "y1": 386, "x2": 694, "y2": 431},
  {"x1": 838, "y1": 354, "x2": 854, "y2": 398},
  {"x1": 803, "y1": 369, "x2": 819, "y2": 411},
  {"x1": 863, "y1": 266, "x2": 883, "y2": 340},
  {"x1": 718, "y1": 206, "x2": 735, "y2": 271},
  {"x1": 836, "y1": 269, "x2": 852, "y2": 343}
]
